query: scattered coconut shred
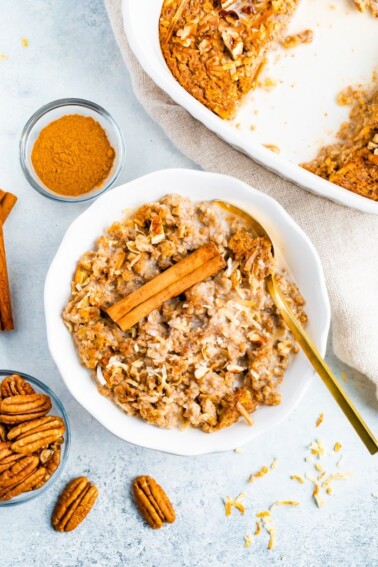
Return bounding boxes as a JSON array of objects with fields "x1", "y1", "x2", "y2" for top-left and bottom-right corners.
[
  {"x1": 224, "y1": 492, "x2": 246, "y2": 517},
  {"x1": 315, "y1": 413, "x2": 324, "y2": 427},
  {"x1": 249, "y1": 458, "x2": 278, "y2": 483},
  {"x1": 300, "y1": 439, "x2": 352, "y2": 507},
  {"x1": 226, "y1": 419, "x2": 354, "y2": 551}
]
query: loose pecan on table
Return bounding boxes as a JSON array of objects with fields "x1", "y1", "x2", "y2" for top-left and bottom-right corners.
[
  {"x1": 132, "y1": 475, "x2": 176, "y2": 529},
  {"x1": 52, "y1": 476, "x2": 98, "y2": 532}
]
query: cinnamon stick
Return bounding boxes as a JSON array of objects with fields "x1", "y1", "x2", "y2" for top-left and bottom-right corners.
[
  {"x1": 0, "y1": 192, "x2": 17, "y2": 225},
  {"x1": 0, "y1": 226, "x2": 13, "y2": 331},
  {"x1": 107, "y1": 242, "x2": 219, "y2": 323},
  {"x1": 0, "y1": 191, "x2": 17, "y2": 331},
  {"x1": 117, "y1": 253, "x2": 226, "y2": 332}
]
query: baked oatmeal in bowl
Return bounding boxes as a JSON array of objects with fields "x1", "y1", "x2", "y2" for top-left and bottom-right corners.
[
  {"x1": 45, "y1": 169, "x2": 330, "y2": 454},
  {"x1": 63, "y1": 195, "x2": 307, "y2": 432}
]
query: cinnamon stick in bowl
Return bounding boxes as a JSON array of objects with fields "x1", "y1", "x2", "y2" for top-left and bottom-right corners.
[
  {"x1": 107, "y1": 242, "x2": 220, "y2": 322},
  {"x1": 106, "y1": 242, "x2": 226, "y2": 332}
]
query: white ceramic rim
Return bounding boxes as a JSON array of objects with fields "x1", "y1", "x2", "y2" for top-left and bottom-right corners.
[
  {"x1": 122, "y1": 0, "x2": 378, "y2": 215},
  {"x1": 45, "y1": 168, "x2": 331, "y2": 456}
]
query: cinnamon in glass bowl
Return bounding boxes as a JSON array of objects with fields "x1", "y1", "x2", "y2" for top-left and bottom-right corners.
[{"x1": 20, "y1": 98, "x2": 125, "y2": 202}]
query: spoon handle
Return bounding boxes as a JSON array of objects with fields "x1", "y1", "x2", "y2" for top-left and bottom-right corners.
[{"x1": 266, "y1": 274, "x2": 378, "y2": 455}]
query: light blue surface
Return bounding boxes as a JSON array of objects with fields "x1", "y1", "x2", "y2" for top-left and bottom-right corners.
[{"x1": 0, "y1": 1, "x2": 377, "y2": 566}]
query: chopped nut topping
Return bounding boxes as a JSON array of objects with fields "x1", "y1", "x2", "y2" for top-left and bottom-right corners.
[{"x1": 221, "y1": 28, "x2": 244, "y2": 60}]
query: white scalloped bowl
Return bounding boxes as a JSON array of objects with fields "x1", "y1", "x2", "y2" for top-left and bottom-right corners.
[{"x1": 45, "y1": 169, "x2": 330, "y2": 455}]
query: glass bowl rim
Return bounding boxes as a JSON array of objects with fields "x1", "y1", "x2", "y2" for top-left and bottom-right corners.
[
  {"x1": 0, "y1": 369, "x2": 71, "y2": 507},
  {"x1": 19, "y1": 97, "x2": 125, "y2": 203}
]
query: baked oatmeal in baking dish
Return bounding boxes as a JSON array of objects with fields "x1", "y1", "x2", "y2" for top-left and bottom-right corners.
[
  {"x1": 63, "y1": 195, "x2": 307, "y2": 432},
  {"x1": 159, "y1": 0, "x2": 300, "y2": 119},
  {"x1": 302, "y1": 85, "x2": 378, "y2": 201}
]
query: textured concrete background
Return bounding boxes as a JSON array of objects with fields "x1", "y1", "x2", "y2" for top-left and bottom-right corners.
[{"x1": 0, "y1": 1, "x2": 377, "y2": 565}]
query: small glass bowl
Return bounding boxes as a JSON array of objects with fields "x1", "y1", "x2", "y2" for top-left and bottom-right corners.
[
  {"x1": 0, "y1": 370, "x2": 71, "y2": 507},
  {"x1": 20, "y1": 98, "x2": 125, "y2": 203}
]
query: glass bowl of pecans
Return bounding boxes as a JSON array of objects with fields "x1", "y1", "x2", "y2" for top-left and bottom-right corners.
[{"x1": 0, "y1": 370, "x2": 71, "y2": 507}]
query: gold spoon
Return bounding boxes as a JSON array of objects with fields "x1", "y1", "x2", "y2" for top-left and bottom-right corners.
[{"x1": 213, "y1": 199, "x2": 378, "y2": 455}]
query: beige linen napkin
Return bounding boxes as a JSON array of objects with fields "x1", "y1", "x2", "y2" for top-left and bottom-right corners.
[{"x1": 105, "y1": 0, "x2": 378, "y2": 390}]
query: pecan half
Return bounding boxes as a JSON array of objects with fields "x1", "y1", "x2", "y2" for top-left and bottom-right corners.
[
  {"x1": 0, "y1": 466, "x2": 46, "y2": 501},
  {"x1": 0, "y1": 450, "x2": 24, "y2": 473},
  {"x1": 1, "y1": 375, "x2": 35, "y2": 398},
  {"x1": 10, "y1": 417, "x2": 65, "y2": 455},
  {"x1": 52, "y1": 477, "x2": 98, "y2": 532},
  {"x1": 132, "y1": 476, "x2": 176, "y2": 529},
  {"x1": 34, "y1": 448, "x2": 61, "y2": 490},
  {"x1": 0, "y1": 441, "x2": 13, "y2": 461},
  {"x1": 0, "y1": 424, "x2": 8, "y2": 442},
  {"x1": 0, "y1": 394, "x2": 52, "y2": 424},
  {"x1": 0, "y1": 441, "x2": 24, "y2": 473},
  {"x1": 0, "y1": 455, "x2": 39, "y2": 489},
  {"x1": 7, "y1": 416, "x2": 64, "y2": 441}
]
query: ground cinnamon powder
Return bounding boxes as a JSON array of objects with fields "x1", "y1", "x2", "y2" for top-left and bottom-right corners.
[{"x1": 31, "y1": 114, "x2": 115, "y2": 197}]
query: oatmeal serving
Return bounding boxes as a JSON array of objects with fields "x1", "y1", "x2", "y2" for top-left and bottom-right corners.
[{"x1": 63, "y1": 195, "x2": 306, "y2": 432}]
